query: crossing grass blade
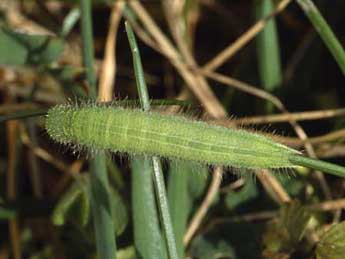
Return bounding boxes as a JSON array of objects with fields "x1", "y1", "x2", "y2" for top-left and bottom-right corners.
[
  {"x1": 126, "y1": 21, "x2": 179, "y2": 259},
  {"x1": 79, "y1": 0, "x2": 117, "y2": 258},
  {"x1": 0, "y1": 109, "x2": 47, "y2": 123},
  {"x1": 131, "y1": 158, "x2": 168, "y2": 259},
  {"x1": 296, "y1": 0, "x2": 345, "y2": 75},
  {"x1": 254, "y1": 0, "x2": 282, "y2": 112}
]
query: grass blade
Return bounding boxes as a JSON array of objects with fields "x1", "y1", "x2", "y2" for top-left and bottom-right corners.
[
  {"x1": 131, "y1": 158, "x2": 167, "y2": 259},
  {"x1": 89, "y1": 153, "x2": 117, "y2": 259},
  {"x1": 0, "y1": 109, "x2": 47, "y2": 123},
  {"x1": 168, "y1": 162, "x2": 191, "y2": 259},
  {"x1": 125, "y1": 21, "x2": 179, "y2": 259},
  {"x1": 296, "y1": 0, "x2": 345, "y2": 74},
  {"x1": 125, "y1": 21, "x2": 150, "y2": 110},
  {"x1": 289, "y1": 155, "x2": 345, "y2": 178},
  {"x1": 152, "y1": 158, "x2": 179, "y2": 259},
  {"x1": 254, "y1": 0, "x2": 282, "y2": 112},
  {"x1": 80, "y1": 0, "x2": 117, "y2": 258},
  {"x1": 80, "y1": 0, "x2": 97, "y2": 98}
]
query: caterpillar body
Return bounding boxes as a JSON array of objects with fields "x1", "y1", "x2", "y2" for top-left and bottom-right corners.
[{"x1": 45, "y1": 105, "x2": 300, "y2": 169}]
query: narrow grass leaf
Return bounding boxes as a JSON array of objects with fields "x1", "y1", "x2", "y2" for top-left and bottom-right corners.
[
  {"x1": 89, "y1": 153, "x2": 117, "y2": 259},
  {"x1": 126, "y1": 21, "x2": 178, "y2": 259},
  {"x1": 0, "y1": 109, "x2": 47, "y2": 123},
  {"x1": 168, "y1": 162, "x2": 191, "y2": 259},
  {"x1": 254, "y1": 0, "x2": 282, "y2": 112},
  {"x1": 131, "y1": 158, "x2": 167, "y2": 259},
  {"x1": 296, "y1": 0, "x2": 345, "y2": 75}
]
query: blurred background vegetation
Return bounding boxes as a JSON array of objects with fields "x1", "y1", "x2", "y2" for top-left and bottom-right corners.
[{"x1": 1, "y1": 0, "x2": 345, "y2": 258}]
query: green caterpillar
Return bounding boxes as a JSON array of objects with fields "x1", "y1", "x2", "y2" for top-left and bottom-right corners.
[{"x1": 45, "y1": 104, "x2": 301, "y2": 169}]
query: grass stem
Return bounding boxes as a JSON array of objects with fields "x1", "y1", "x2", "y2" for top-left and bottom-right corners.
[
  {"x1": 126, "y1": 21, "x2": 179, "y2": 259},
  {"x1": 80, "y1": 0, "x2": 97, "y2": 97},
  {"x1": 289, "y1": 155, "x2": 345, "y2": 178}
]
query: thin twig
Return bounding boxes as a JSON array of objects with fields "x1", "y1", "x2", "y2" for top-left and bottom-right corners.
[
  {"x1": 162, "y1": 1, "x2": 227, "y2": 248},
  {"x1": 207, "y1": 198, "x2": 345, "y2": 226},
  {"x1": 270, "y1": 128, "x2": 345, "y2": 147},
  {"x1": 201, "y1": 69, "x2": 332, "y2": 199},
  {"x1": 98, "y1": 1, "x2": 124, "y2": 101},
  {"x1": 257, "y1": 170, "x2": 291, "y2": 204},
  {"x1": 128, "y1": 0, "x2": 227, "y2": 118},
  {"x1": 6, "y1": 119, "x2": 21, "y2": 259},
  {"x1": 183, "y1": 167, "x2": 223, "y2": 246},
  {"x1": 225, "y1": 108, "x2": 345, "y2": 125},
  {"x1": 203, "y1": 0, "x2": 292, "y2": 71}
]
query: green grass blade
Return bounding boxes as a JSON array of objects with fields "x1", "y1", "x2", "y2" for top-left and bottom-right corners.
[
  {"x1": 152, "y1": 158, "x2": 179, "y2": 259},
  {"x1": 296, "y1": 0, "x2": 345, "y2": 74},
  {"x1": 0, "y1": 109, "x2": 47, "y2": 123},
  {"x1": 89, "y1": 153, "x2": 117, "y2": 259},
  {"x1": 80, "y1": 0, "x2": 97, "y2": 98},
  {"x1": 289, "y1": 155, "x2": 345, "y2": 178},
  {"x1": 80, "y1": 0, "x2": 117, "y2": 258},
  {"x1": 168, "y1": 162, "x2": 191, "y2": 259},
  {"x1": 125, "y1": 21, "x2": 150, "y2": 110},
  {"x1": 125, "y1": 21, "x2": 179, "y2": 259},
  {"x1": 254, "y1": 0, "x2": 282, "y2": 112},
  {"x1": 131, "y1": 158, "x2": 168, "y2": 259}
]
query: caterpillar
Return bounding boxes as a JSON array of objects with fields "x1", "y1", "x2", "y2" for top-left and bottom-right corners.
[{"x1": 45, "y1": 104, "x2": 301, "y2": 169}]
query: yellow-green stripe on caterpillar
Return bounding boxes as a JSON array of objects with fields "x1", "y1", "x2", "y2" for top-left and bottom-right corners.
[{"x1": 45, "y1": 104, "x2": 301, "y2": 169}]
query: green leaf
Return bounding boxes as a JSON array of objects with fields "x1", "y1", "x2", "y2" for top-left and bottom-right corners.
[
  {"x1": 52, "y1": 175, "x2": 91, "y2": 227},
  {"x1": 316, "y1": 221, "x2": 345, "y2": 259},
  {"x1": 0, "y1": 27, "x2": 64, "y2": 66},
  {"x1": 51, "y1": 174, "x2": 127, "y2": 236}
]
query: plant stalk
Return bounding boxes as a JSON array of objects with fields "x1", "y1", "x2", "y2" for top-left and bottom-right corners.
[
  {"x1": 289, "y1": 155, "x2": 345, "y2": 178},
  {"x1": 126, "y1": 21, "x2": 179, "y2": 259}
]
